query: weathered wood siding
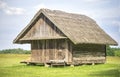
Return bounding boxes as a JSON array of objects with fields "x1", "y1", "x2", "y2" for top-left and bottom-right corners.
[
  {"x1": 73, "y1": 44, "x2": 106, "y2": 64},
  {"x1": 31, "y1": 39, "x2": 72, "y2": 63},
  {"x1": 22, "y1": 14, "x2": 65, "y2": 40}
]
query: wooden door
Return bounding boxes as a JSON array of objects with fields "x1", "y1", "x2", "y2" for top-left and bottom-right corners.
[{"x1": 56, "y1": 40, "x2": 66, "y2": 61}]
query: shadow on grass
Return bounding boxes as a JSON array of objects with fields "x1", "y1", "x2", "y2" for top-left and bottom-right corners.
[{"x1": 89, "y1": 69, "x2": 120, "y2": 77}]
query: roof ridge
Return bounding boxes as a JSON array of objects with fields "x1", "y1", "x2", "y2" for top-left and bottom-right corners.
[{"x1": 41, "y1": 8, "x2": 96, "y2": 23}]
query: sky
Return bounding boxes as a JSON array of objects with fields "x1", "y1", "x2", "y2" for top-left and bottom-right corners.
[{"x1": 0, "y1": 0, "x2": 120, "y2": 50}]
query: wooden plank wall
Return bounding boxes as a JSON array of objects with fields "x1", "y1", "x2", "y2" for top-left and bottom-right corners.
[
  {"x1": 73, "y1": 44, "x2": 106, "y2": 64},
  {"x1": 31, "y1": 39, "x2": 72, "y2": 64}
]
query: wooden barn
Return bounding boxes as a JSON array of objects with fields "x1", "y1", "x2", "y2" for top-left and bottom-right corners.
[{"x1": 13, "y1": 9, "x2": 117, "y2": 66}]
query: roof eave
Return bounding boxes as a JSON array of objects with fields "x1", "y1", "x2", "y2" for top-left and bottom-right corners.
[{"x1": 74, "y1": 42, "x2": 118, "y2": 45}]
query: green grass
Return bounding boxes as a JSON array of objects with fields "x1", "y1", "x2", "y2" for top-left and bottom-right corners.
[{"x1": 0, "y1": 54, "x2": 120, "y2": 77}]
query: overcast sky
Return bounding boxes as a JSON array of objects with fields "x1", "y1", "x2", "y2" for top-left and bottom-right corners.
[{"x1": 0, "y1": 0, "x2": 120, "y2": 50}]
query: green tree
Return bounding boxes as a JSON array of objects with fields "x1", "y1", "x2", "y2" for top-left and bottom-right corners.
[
  {"x1": 114, "y1": 50, "x2": 120, "y2": 57},
  {"x1": 0, "y1": 48, "x2": 31, "y2": 54},
  {"x1": 106, "y1": 46, "x2": 115, "y2": 56}
]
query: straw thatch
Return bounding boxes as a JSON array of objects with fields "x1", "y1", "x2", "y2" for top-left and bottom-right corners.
[{"x1": 13, "y1": 8, "x2": 117, "y2": 45}]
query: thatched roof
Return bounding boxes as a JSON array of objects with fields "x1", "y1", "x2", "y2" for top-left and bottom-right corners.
[{"x1": 13, "y1": 8, "x2": 117, "y2": 45}]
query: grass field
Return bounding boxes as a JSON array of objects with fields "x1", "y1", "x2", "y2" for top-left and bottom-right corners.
[{"x1": 0, "y1": 54, "x2": 120, "y2": 77}]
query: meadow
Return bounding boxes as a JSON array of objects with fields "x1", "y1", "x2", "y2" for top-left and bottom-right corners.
[{"x1": 0, "y1": 54, "x2": 120, "y2": 77}]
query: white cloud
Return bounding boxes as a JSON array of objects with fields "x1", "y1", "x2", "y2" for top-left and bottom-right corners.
[
  {"x1": 4, "y1": 7, "x2": 25, "y2": 15},
  {"x1": 0, "y1": 0, "x2": 25, "y2": 15}
]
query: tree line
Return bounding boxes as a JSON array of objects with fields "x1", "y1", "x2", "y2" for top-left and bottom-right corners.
[
  {"x1": 106, "y1": 46, "x2": 120, "y2": 57},
  {"x1": 0, "y1": 46, "x2": 120, "y2": 56},
  {"x1": 0, "y1": 48, "x2": 30, "y2": 54}
]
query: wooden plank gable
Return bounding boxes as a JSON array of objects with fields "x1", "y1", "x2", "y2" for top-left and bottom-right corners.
[{"x1": 20, "y1": 14, "x2": 66, "y2": 41}]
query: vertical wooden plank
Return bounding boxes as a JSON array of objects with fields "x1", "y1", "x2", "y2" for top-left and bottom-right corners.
[
  {"x1": 65, "y1": 39, "x2": 69, "y2": 63},
  {"x1": 70, "y1": 42, "x2": 73, "y2": 63},
  {"x1": 68, "y1": 40, "x2": 71, "y2": 63},
  {"x1": 45, "y1": 40, "x2": 47, "y2": 62},
  {"x1": 105, "y1": 45, "x2": 106, "y2": 63},
  {"x1": 45, "y1": 40, "x2": 49, "y2": 62},
  {"x1": 39, "y1": 41, "x2": 42, "y2": 63},
  {"x1": 56, "y1": 39, "x2": 58, "y2": 60},
  {"x1": 39, "y1": 18, "x2": 42, "y2": 36},
  {"x1": 53, "y1": 40, "x2": 55, "y2": 60},
  {"x1": 43, "y1": 16, "x2": 45, "y2": 36},
  {"x1": 54, "y1": 39, "x2": 57, "y2": 60},
  {"x1": 31, "y1": 40, "x2": 33, "y2": 61},
  {"x1": 44, "y1": 40, "x2": 46, "y2": 63},
  {"x1": 47, "y1": 40, "x2": 49, "y2": 62},
  {"x1": 37, "y1": 40, "x2": 39, "y2": 62},
  {"x1": 42, "y1": 40, "x2": 44, "y2": 63},
  {"x1": 35, "y1": 40, "x2": 38, "y2": 62}
]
